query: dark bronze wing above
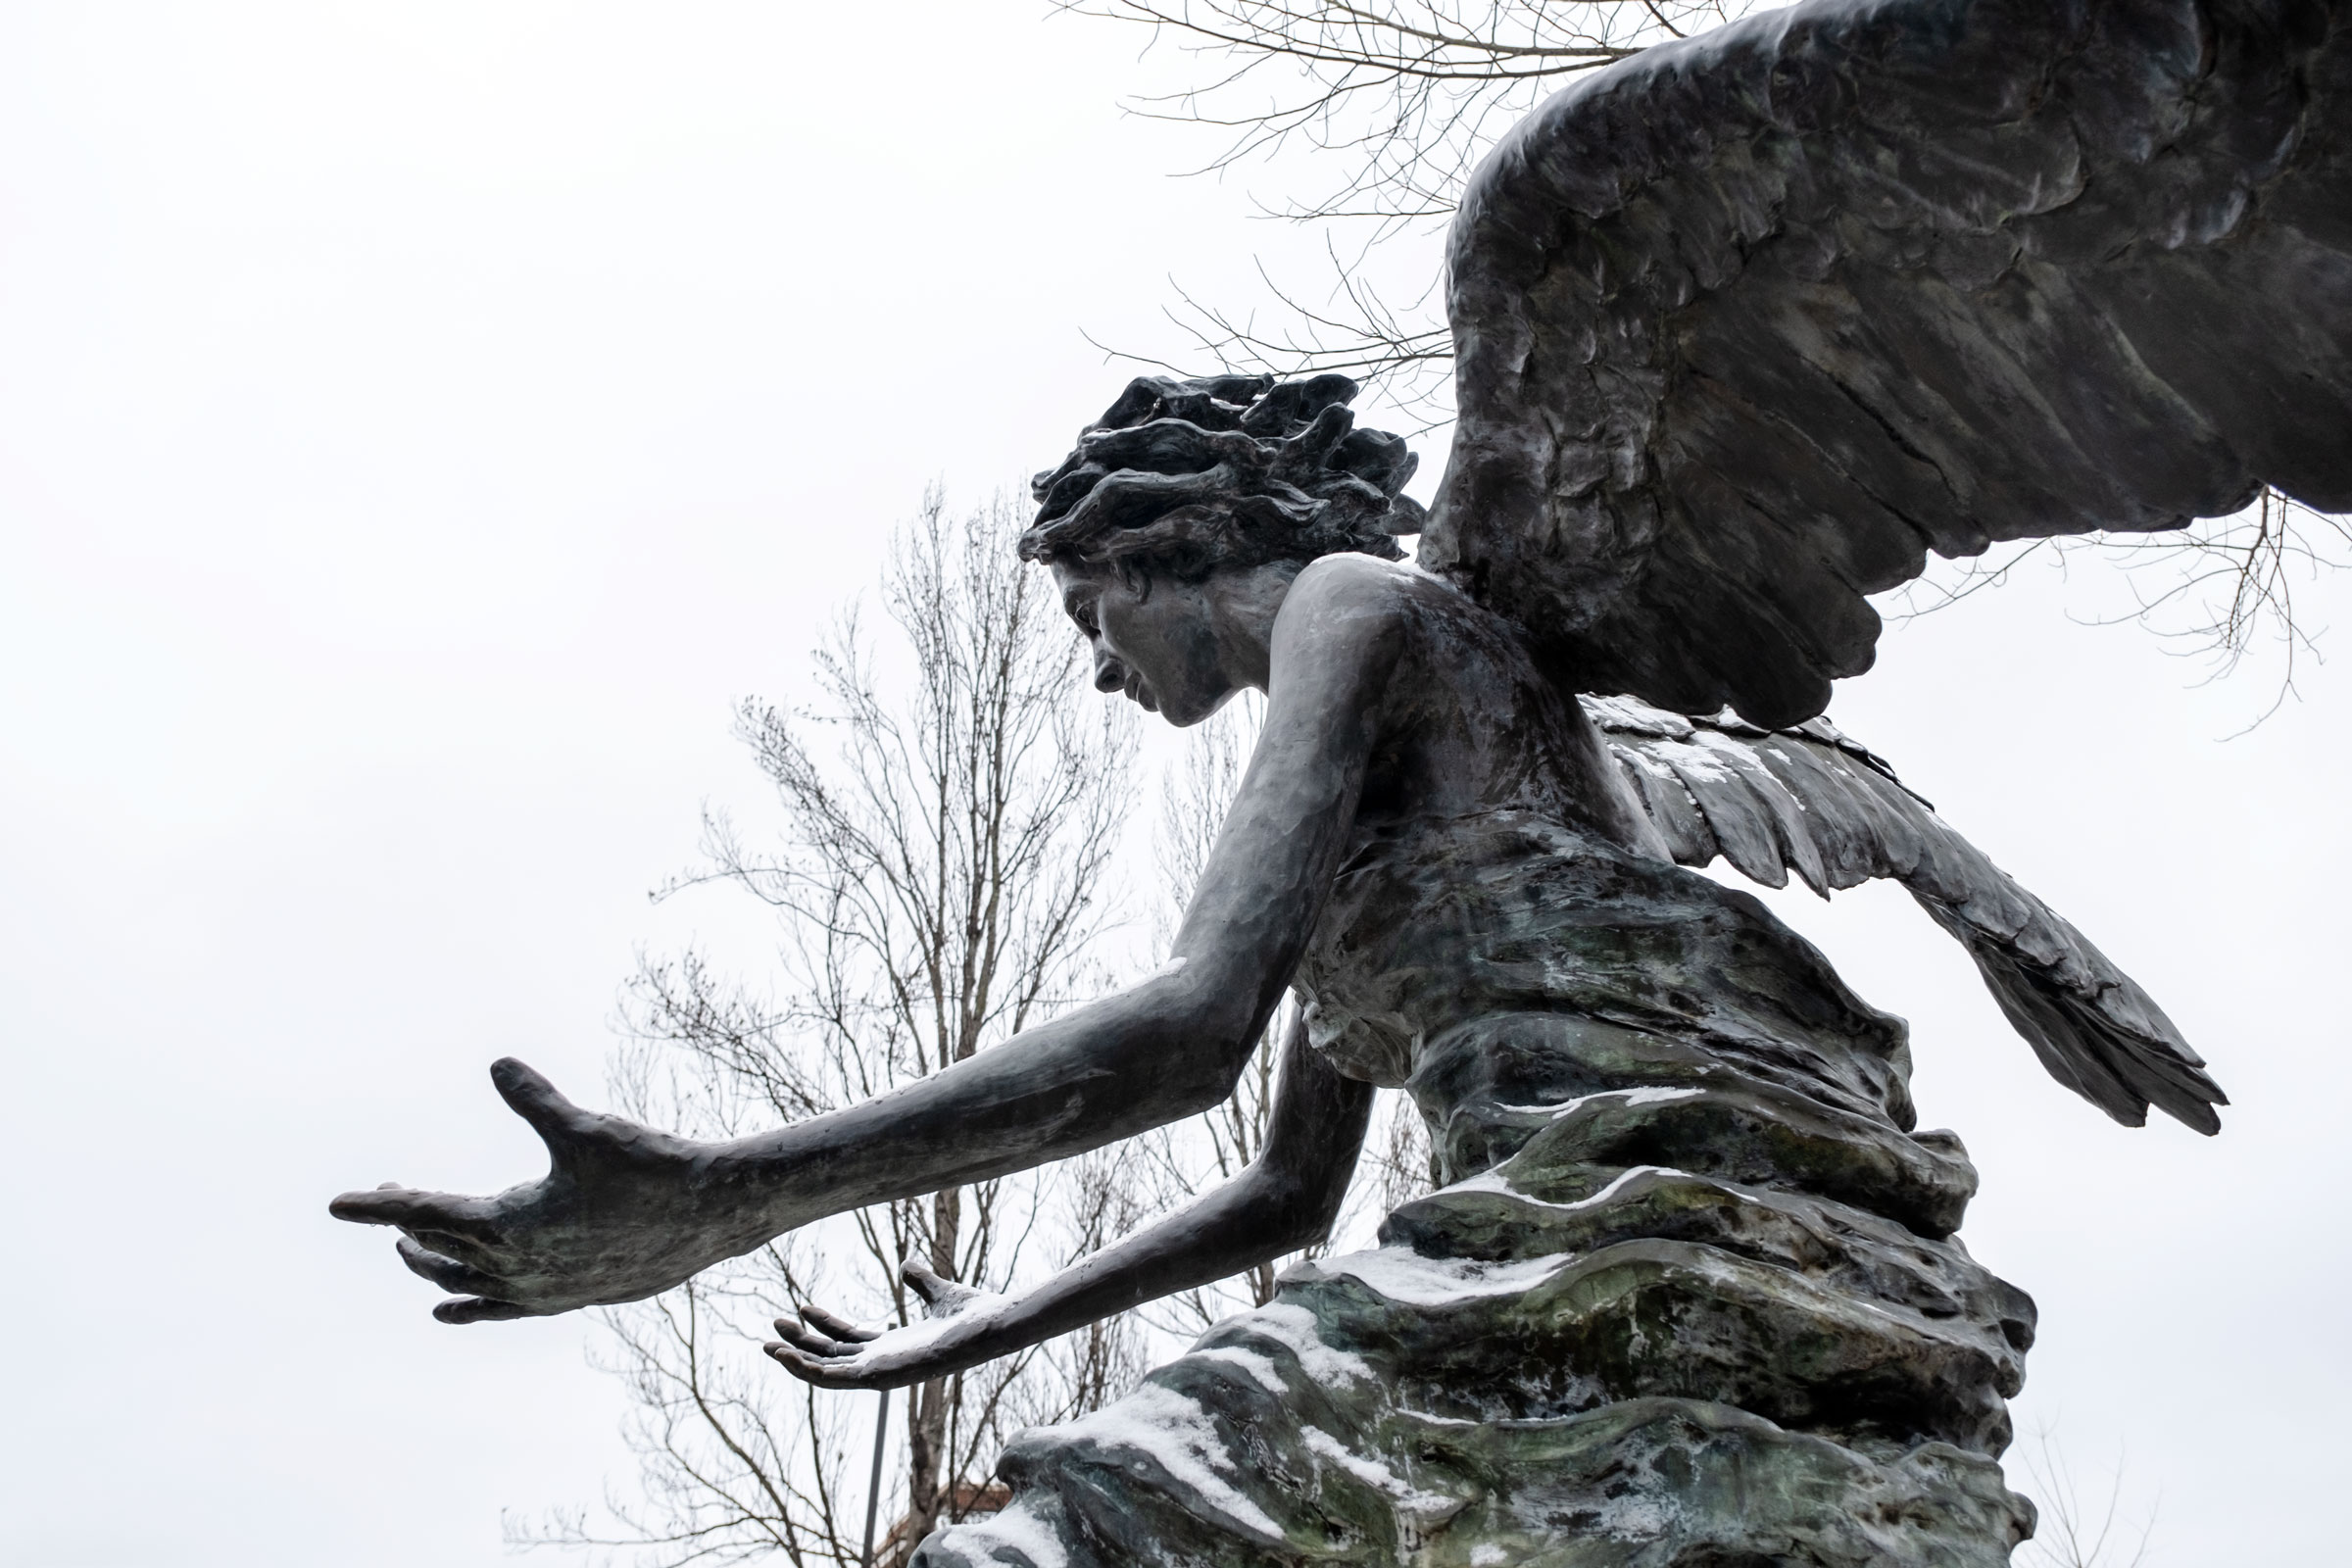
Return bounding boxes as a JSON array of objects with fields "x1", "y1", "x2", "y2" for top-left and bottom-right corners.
[
  {"x1": 1428, "y1": 0, "x2": 2352, "y2": 727},
  {"x1": 1582, "y1": 694, "x2": 2228, "y2": 1134}
]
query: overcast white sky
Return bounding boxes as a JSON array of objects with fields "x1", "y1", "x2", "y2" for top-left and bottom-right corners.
[{"x1": 1, "y1": 4, "x2": 2344, "y2": 1564}]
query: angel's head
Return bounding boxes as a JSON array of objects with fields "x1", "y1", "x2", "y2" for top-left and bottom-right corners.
[{"x1": 1020, "y1": 373, "x2": 1423, "y2": 725}]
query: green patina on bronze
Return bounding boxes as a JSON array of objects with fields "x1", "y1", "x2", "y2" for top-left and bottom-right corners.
[{"x1": 923, "y1": 817, "x2": 2034, "y2": 1567}]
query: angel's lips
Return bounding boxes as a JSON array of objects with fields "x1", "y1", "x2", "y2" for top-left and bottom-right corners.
[{"x1": 1123, "y1": 672, "x2": 1159, "y2": 712}]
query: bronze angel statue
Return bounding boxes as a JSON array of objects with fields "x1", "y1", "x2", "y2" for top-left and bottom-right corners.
[{"x1": 335, "y1": 0, "x2": 2350, "y2": 1561}]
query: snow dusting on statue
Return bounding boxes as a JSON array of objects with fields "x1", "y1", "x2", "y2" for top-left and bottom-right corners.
[{"x1": 336, "y1": 0, "x2": 2352, "y2": 1561}]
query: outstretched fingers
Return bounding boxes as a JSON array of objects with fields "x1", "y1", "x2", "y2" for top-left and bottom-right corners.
[
  {"x1": 328, "y1": 1182, "x2": 503, "y2": 1247},
  {"x1": 397, "y1": 1236, "x2": 505, "y2": 1297},
  {"x1": 799, "y1": 1303, "x2": 878, "y2": 1344},
  {"x1": 435, "y1": 1296, "x2": 544, "y2": 1324},
  {"x1": 762, "y1": 1300, "x2": 897, "y2": 1385},
  {"x1": 764, "y1": 1339, "x2": 863, "y2": 1387},
  {"x1": 489, "y1": 1056, "x2": 595, "y2": 1154},
  {"x1": 902, "y1": 1256, "x2": 967, "y2": 1311},
  {"x1": 394, "y1": 1240, "x2": 544, "y2": 1324},
  {"x1": 767, "y1": 1308, "x2": 863, "y2": 1358},
  {"x1": 392, "y1": 1241, "x2": 543, "y2": 1335},
  {"x1": 761, "y1": 1332, "x2": 906, "y2": 1390}
]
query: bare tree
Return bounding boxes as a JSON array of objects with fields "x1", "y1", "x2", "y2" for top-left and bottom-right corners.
[
  {"x1": 1061, "y1": 2, "x2": 1724, "y2": 228},
  {"x1": 1890, "y1": 489, "x2": 2352, "y2": 722},
  {"x1": 1071, "y1": 0, "x2": 2347, "y2": 693},
  {"x1": 1063, "y1": 1, "x2": 1728, "y2": 413},
  {"x1": 2013, "y1": 1429, "x2": 2159, "y2": 1568},
  {"x1": 513, "y1": 488, "x2": 1148, "y2": 1566}
]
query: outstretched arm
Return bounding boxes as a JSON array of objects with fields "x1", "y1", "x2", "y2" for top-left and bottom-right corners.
[
  {"x1": 763, "y1": 1014, "x2": 1375, "y2": 1390},
  {"x1": 330, "y1": 564, "x2": 1407, "y2": 1322}
]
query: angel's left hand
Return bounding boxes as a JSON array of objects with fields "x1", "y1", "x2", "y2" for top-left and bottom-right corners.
[{"x1": 764, "y1": 1258, "x2": 1012, "y2": 1391}]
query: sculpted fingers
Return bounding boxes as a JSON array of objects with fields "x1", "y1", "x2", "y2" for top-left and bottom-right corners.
[
  {"x1": 763, "y1": 1300, "x2": 906, "y2": 1386},
  {"x1": 769, "y1": 1316, "x2": 855, "y2": 1358},
  {"x1": 901, "y1": 1257, "x2": 982, "y2": 1319},
  {"x1": 395, "y1": 1241, "x2": 547, "y2": 1324},
  {"x1": 762, "y1": 1340, "x2": 829, "y2": 1381},
  {"x1": 401, "y1": 1226, "x2": 501, "y2": 1270},
  {"x1": 487, "y1": 1055, "x2": 692, "y2": 1176},
  {"x1": 799, "y1": 1304, "x2": 878, "y2": 1344},
  {"x1": 489, "y1": 1056, "x2": 593, "y2": 1152},
  {"x1": 329, "y1": 1184, "x2": 504, "y2": 1247},
  {"x1": 434, "y1": 1296, "x2": 544, "y2": 1325},
  {"x1": 762, "y1": 1340, "x2": 883, "y2": 1390},
  {"x1": 397, "y1": 1236, "x2": 507, "y2": 1297},
  {"x1": 903, "y1": 1257, "x2": 956, "y2": 1307},
  {"x1": 326, "y1": 1181, "x2": 421, "y2": 1226}
]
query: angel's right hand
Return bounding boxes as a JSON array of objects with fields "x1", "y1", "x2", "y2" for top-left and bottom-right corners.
[
  {"x1": 764, "y1": 1260, "x2": 1012, "y2": 1390},
  {"x1": 329, "y1": 1057, "x2": 725, "y2": 1322}
]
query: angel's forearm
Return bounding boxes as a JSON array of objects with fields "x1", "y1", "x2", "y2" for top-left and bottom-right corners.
[
  {"x1": 868, "y1": 1021, "x2": 1377, "y2": 1387},
  {"x1": 885, "y1": 1160, "x2": 1349, "y2": 1389},
  {"x1": 682, "y1": 972, "x2": 1267, "y2": 1252},
  {"x1": 683, "y1": 608, "x2": 1386, "y2": 1268}
]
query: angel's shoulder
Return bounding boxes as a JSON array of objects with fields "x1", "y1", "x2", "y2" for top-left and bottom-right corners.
[
  {"x1": 1269, "y1": 553, "x2": 1403, "y2": 635},
  {"x1": 1263, "y1": 555, "x2": 1448, "y2": 705},
  {"x1": 1285, "y1": 552, "x2": 1478, "y2": 623},
  {"x1": 1291, "y1": 548, "x2": 1407, "y2": 595},
  {"x1": 1282, "y1": 554, "x2": 1535, "y2": 677}
]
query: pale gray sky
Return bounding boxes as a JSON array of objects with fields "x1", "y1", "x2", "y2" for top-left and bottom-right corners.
[{"x1": 1, "y1": 5, "x2": 2343, "y2": 1564}]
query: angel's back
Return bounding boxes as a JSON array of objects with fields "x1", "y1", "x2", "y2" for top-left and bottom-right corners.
[
  {"x1": 1276, "y1": 553, "x2": 1931, "y2": 1142},
  {"x1": 1300, "y1": 553, "x2": 1652, "y2": 850}
]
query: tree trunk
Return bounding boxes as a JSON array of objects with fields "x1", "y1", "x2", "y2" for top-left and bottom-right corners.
[
  {"x1": 901, "y1": 1375, "x2": 951, "y2": 1563},
  {"x1": 901, "y1": 1180, "x2": 963, "y2": 1556}
]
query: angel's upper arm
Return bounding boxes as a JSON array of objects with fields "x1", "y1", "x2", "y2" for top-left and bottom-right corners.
[{"x1": 1167, "y1": 560, "x2": 1409, "y2": 1050}]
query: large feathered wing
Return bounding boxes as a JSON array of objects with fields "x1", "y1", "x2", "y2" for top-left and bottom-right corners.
[
  {"x1": 1426, "y1": 0, "x2": 2352, "y2": 727},
  {"x1": 1583, "y1": 695, "x2": 2228, "y2": 1133}
]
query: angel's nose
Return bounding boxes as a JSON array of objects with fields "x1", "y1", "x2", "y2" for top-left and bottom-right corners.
[{"x1": 1093, "y1": 647, "x2": 1126, "y2": 694}]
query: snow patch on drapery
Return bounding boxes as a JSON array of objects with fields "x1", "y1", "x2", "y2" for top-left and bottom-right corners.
[
  {"x1": 1059, "y1": 1383, "x2": 1286, "y2": 1540},
  {"x1": 1441, "y1": 1162, "x2": 1691, "y2": 1213},
  {"x1": 1494, "y1": 1085, "x2": 1704, "y2": 1118},
  {"x1": 1321, "y1": 1245, "x2": 1578, "y2": 1308},
  {"x1": 940, "y1": 1494, "x2": 1069, "y2": 1568},
  {"x1": 1243, "y1": 1302, "x2": 1376, "y2": 1387},
  {"x1": 1299, "y1": 1426, "x2": 1458, "y2": 1518}
]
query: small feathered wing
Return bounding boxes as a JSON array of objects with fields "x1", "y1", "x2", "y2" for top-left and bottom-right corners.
[
  {"x1": 1584, "y1": 695, "x2": 2227, "y2": 1133},
  {"x1": 1427, "y1": 0, "x2": 2352, "y2": 728}
]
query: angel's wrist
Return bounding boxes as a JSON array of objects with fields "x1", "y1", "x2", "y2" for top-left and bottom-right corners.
[{"x1": 691, "y1": 1134, "x2": 836, "y2": 1240}]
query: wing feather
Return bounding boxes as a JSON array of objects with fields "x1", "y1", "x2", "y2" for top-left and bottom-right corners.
[
  {"x1": 1585, "y1": 695, "x2": 2226, "y2": 1133},
  {"x1": 1613, "y1": 745, "x2": 1722, "y2": 866},
  {"x1": 1696, "y1": 732, "x2": 1835, "y2": 897},
  {"x1": 1655, "y1": 738, "x2": 1791, "y2": 889},
  {"x1": 1429, "y1": 0, "x2": 2352, "y2": 727},
  {"x1": 1833, "y1": 760, "x2": 1935, "y2": 882},
  {"x1": 1744, "y1": 736, "x2": 1883, "y2": 891}
]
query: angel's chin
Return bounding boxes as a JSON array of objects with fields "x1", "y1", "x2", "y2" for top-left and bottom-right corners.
[{"x1": 1158, "y1": 684, "x2": 1248, "y2": 729}]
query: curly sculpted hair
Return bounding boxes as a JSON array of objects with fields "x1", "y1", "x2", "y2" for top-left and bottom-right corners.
[{"x1": 1018, "y1": 373, "x2": 1425, "y2": 581}]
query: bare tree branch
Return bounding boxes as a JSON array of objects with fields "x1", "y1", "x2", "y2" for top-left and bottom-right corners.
[
  {"x1": 514, "y1": 489, "x2": 1152, "y2": 1567},
  {"x1": 1060, "y1": 2, "x2": 1724, "y2": 423},
  {"x1": 2013, "y1": 1427, "x2": 2158, "y2": 1568},
  {"x1": 1059, "y1": 2, "x2": 1723, "y2": 230},
  {"x1": 1887, "y1": 491, "x2": 2350, "y2": 727}
]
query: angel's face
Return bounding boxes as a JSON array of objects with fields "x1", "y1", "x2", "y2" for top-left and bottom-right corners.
[{"x1": 1051, "y1": 559, "x2": 1285, "y2": 728}]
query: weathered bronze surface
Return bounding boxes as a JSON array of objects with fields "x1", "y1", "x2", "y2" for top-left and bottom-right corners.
[{"x1": 336, "y1": 2, "x2": 2351, "y2": 1560}]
